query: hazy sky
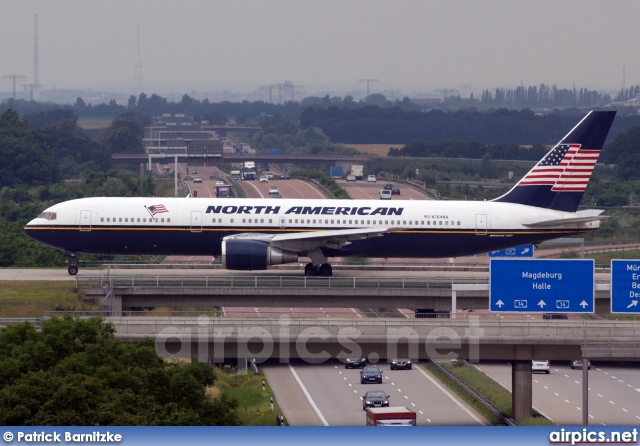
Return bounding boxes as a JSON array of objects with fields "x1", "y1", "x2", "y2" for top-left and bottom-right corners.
[{"x1": 3, "y1": 0, "x2": 640, "y2": 98}]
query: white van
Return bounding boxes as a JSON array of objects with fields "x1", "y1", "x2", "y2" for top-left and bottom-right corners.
[{"x1": 380, "y1": 189, "x2": 392, "y2": 200}]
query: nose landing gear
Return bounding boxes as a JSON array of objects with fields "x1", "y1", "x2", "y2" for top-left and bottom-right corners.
[{"x1": 64, "y1": 250, "x2": 78, "y2": 276}]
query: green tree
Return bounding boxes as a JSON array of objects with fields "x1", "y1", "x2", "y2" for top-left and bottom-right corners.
[
  {"x1": 0, "y1": 109, "x2": 60, "y2": 188},
  {"x1": 0, "y1": 317, "x2": 240, "y2": 426},
  {"x1": 103, "y1": 113, "x2": 145, "y2": 153}
]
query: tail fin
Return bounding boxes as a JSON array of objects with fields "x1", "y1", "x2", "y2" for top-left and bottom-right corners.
[{"x1": 493, "y1": 110, "x2": 616, "y2": 212}]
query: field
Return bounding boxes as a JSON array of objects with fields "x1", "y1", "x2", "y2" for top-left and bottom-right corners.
[
  {"x1": 343, "y1": 143, "x2": 404, "y2": 156},
  {"x1": 0, "y1": 280, "x2": 91, "y2": 317},
  {"x1": 77, "y1": 117, "x2": 114, "y2": 130}
]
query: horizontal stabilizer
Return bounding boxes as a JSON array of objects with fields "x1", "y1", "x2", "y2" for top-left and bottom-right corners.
[{"x1": 522, "y1": 209, "x2": 606, "y2": 227}]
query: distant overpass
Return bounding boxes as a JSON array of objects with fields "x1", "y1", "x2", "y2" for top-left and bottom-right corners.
[{"x1": 112, "y1": 152, "x2": 374, "y2": 165}]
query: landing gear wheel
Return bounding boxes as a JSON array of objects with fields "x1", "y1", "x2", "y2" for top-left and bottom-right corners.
[
  {"x1": 318, "y1": 263, "x2": 332, "y2": 277},
  {"x1": 64, "y1": 250, "x2": 78, "y2": 276},
  {"x1": 304, "y1": 263, "x2": 315, "y2": 276}
]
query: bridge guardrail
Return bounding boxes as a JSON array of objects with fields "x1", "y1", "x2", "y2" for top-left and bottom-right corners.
[{"x1": 76, "y1": 275, "x2": 490, "y2": 289}]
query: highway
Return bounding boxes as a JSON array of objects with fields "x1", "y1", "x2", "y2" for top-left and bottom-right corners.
[
  {"x1": 337, "y1": 179, "x2": 430, "y2": 201},
  {"x1": 262, "y1": 361, "x2": 485, "y2": 426},
  {"x1": 475, "y1": 361, "x2": 640, "y2": 425}
]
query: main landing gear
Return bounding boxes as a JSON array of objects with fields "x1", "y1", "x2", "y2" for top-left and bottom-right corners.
[
  {"x1": 64, "y1": 250, "x2": 78, "y2": 276},
  {"x1": 303, "y1": 248, "x2": 333, "y2": 277},
  {"x1": 304, "y1": 262, "x2": 333, "y2": 277}
]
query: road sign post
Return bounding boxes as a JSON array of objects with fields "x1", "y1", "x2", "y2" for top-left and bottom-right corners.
[{"x1": 490, "y1": 259, "x2": 594, "y2": 313}]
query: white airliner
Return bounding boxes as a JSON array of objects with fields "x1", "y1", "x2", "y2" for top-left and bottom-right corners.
[{"x1": 25, "y1": 111, "x2": 616, "y2": 276}]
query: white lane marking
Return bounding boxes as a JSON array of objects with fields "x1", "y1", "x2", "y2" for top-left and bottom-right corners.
[
  {"x1": 415, "y1": 364, "x2": 484, "y2": 425},
  {"x1": 244, "y1": 181, "x2": 265, "y2": 198},
  {"x1": 288, "y1": 364, "x2": 329, "y2": 426}
]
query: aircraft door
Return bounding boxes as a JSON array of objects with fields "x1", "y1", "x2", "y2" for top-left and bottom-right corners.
[
  {"x1": 190, "y1": 211, "x2": 203, "y2": 232},
  {"x1": 279, "y1": 217, "x2": 286, "y2": 229},
  {"x1": 475, "y1": 214, "x2": 487, "y2": 235},
  {"x1": 79, "y1": 210, "x2": 91, "y2": 231}
]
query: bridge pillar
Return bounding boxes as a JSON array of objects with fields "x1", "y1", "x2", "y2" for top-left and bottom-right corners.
[
  {"x1": 511, "y1": 357, "x2": 533, "y2": 422},
  {"x1": 112, "y1": 294, "x2": 123, "y2": 317}
]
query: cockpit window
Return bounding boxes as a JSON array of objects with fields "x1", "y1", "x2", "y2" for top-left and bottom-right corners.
[{"x1": 37, "y1": 212, "x2": 57, "y2": 220}]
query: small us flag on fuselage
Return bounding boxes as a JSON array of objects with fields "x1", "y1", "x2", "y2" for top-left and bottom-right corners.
[
  {"x1": 145, "y1": 204, "x2": 168, "y2": 217},
  {"x1": 517, "y1": 143, "x2": 600, "y2": 192}
]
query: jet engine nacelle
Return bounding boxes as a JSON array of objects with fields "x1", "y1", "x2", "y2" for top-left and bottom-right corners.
[{"x1": 221, "y1": 239, "x2": 298, "y2": 270}]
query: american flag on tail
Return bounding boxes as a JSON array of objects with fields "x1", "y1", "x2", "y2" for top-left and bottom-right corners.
[{"x1": 517, "y1": 143, "x2": 600, "y2": 192}]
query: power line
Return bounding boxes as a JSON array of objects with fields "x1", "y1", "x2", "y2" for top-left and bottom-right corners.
[
  {"x1": 357, "y1": 78, "x2": 379, "y2": 98},
  {"x1": 22, "y1": 83, "x2": 42, "y2": 101},
  {"x1": 3, "y1": 75, "x2": 26, "y2": 99}
]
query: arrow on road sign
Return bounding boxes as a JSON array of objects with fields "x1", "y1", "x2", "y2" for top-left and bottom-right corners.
[
  {"x1": 580, "y1": 300, "x2": 589, "y2": 308},
  {"x1": 628, "y1": 300, "x2": 638, "y2": 309},
  {"x1": 537, "y1": 300, "x2": 546, "y2": 308},
  {"x1": 496, "y1": 300, "x2": 504, "y2": 308}
]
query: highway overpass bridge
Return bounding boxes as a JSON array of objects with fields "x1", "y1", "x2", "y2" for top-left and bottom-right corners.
[
  {"x1": 104, "y1": 316, "x2": 640, "y2": 422},
  {"x1": 78, "y1": 274, "x2": 614, "y2": 316}
]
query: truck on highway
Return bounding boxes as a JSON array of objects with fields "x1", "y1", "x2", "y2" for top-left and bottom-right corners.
[
  {"x1": 351, "y1": 164, "x2": 364, "y2": 180},
  {"x1": 365, "y1": 407, "x2": 416, "y2": 426},
  {"x1": 241, "y1": 161, "x2": 256, "y2": 180},
  {"x1": 230, "y1": 170, "x2": 241, "y2": 181},
  {"x1": 215, "y1": 185, "x2": 232, "y2": 198},
  {"x1": 330, "y1": 165, "x2": 343, "y2": 179}
]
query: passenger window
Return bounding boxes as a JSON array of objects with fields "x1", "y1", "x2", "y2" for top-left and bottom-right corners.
[
  {"x1": 119, "y1": 218, "x2": 122, "y2": 222},
  {"x1": 231, "y1": 219, "x2": 234, "y2": 223},
  {"x1": 167, "y1": 218, "x2": 171, "y2": 222},
  {"x1": 100, "y1": 218, "x2": 104, "y2": 222}
]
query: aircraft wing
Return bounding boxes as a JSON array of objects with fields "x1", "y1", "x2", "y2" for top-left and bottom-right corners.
[
  {"x1": 270, "y1": 227, "x2": 390, "y2": 252},
  {"x1": 225, "y1": 227, "x2": 390, "y2": 253},
  {"x1": 521, "y1": 209, "x2": 606, "y2": 228}
]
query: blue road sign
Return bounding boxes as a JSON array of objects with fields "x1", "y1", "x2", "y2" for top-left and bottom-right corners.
[
  {"x1": 490, "y1": 259, "x2": 594, "y2": 313},
  {"x1": 611, "y1": 260, "x2": 640, "y2": 313},
  {"x1": 488, "y1": 244, "x2": 534, "y2": 258}
]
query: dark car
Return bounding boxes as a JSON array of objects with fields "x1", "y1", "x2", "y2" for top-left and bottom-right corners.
[
  {"x1": 391, "y1": 186, "x2": 401, "y2": 195},
  {"x1": 543, "y1": 313, "x2": 568, "y2": 320},
  {"x1": 390, "y1": 358, "x2": 412, "y2": 370},
  {"x1": 280, "y1": 173, "x2": 290, "y2": 179},
  {"x1": 362, "y1": 390, "x2": 390, "y2": 410},
  {"x1": 344, "y1": 358, "x2": 366, "y2": 369},
  {"x1": 360, "y1": 366, "x2": 383, "y2": 384},
  {"x1": 571, "y1": 360, "x2": 591, "y2": 370},
  {"x1": 383, "y1": 183, "x2": 393, "y2": 190}
]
